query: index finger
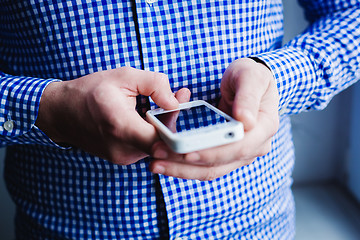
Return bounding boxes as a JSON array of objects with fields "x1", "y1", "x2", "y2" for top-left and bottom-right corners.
[{"x1": 135, "y1": 70, "x2": 179, "y2": 110}]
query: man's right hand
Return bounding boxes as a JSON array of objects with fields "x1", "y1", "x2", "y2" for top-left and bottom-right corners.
[{"x1": 35, "y1": 67, "x2": 180, "y2": 165}]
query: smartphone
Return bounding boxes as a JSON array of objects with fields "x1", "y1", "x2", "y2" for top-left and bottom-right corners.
[{"x1": 146, "y1": 100, "x2": 244, "y2": 153}]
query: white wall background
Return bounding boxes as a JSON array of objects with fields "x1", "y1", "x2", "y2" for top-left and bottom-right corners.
[{"x1": 0, "y1": 0, "x2": 354, "y2": 239}]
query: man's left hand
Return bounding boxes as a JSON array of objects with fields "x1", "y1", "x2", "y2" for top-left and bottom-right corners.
[{"x1": 150, "y1": 58, "x2": 279, "y2": 181}]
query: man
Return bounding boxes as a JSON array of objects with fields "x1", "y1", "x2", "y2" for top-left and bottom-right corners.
[{"x1": 1, "y1": 0, "x2": 359, "y2": 239}]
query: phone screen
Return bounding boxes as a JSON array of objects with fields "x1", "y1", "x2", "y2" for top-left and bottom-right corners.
[{"x1": 155, "y1": 105, "x2": 229, "y2": 133}]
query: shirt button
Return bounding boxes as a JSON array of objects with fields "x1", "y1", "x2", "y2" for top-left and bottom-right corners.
[
  {"x1": 146, "y1": 0, "x2": 157, "y2": 4},
  {"x1": 3, "y1": 120, "x2": 14, "y2": 131}
]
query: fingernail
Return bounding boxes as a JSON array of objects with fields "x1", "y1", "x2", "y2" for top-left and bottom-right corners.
[
  {"x1": 185, "y1": 152, "x2": 200, "y2": 162},
  {"x1": 153, "y1": 148, "x2": 168, "y2": 159},
  {"x1": 152, "y1": 165, "x2": 165, "y2": 174}
]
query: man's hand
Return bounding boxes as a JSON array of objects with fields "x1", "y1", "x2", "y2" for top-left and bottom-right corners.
[
  {"x1": 36, "y1": 67, "x2": 179, "y2": 165},
  {"x1": 150, "y1": 58, "x2": 279, "y2": 180}
]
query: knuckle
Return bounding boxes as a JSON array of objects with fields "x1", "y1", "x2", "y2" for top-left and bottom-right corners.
[
  {"x1": 154, "y1": 72, "x2": 169, "y2": 89},
  {"x1": 243, "y1": 158, "x2": 256, "y2": 166},
  {"x1": 120, "y1": 66, "x2": 133, "y2": 75},
  {"x1": 203, "y1": 167, "x2": 217, "y2": 181},
  {"x1": 157, "y1": 72, "x2": 168, "y2": 82},
  {"x1": 90, "y1": 84, "x2": 107, "y2": 104},
  {"x1": 147, "y1": 72, "x2": 169, "y2": 97}
]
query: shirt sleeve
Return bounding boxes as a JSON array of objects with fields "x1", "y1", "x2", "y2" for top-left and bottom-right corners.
[
  {"x1": 0, "y1": 71, "x2": 64, "y2": 147},
  {"x1": 254, "y1": 1, "x2": 360, "y2": 116}
]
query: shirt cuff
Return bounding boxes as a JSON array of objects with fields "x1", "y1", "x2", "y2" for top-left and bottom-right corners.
[
  {"x1": 253, "y1": 47, "x2": 317, "y2": 116},
  {"x1": 0, "y1": 73, "x2": 65, "y2": 148}
]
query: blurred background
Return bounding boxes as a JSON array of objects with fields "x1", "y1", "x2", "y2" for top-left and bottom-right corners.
[{"x1": 1, "y1": 0, "x2": 360, "y2": 239}]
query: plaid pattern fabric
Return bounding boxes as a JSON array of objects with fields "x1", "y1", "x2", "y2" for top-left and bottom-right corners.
[{"x1": 1, "y1": 0, "x2": 359, "y2": 239}]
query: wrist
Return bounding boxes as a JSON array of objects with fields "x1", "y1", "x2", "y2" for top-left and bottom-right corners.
[{"x1": 35, "y1": 81, "x2": 67, "y2": 143}]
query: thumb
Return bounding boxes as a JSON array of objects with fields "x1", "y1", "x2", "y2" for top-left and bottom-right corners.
[
  {"x1": 232, "y1": 89, "x2": 259, "y2": 131},
  {"x1": 220, "y1": 59, "x2": 271, "y2": 131},
  {"x1": 175, "y1": 88, "x2": 191, "y2": 103}
]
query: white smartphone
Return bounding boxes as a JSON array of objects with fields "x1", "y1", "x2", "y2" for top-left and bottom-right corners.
[{"x1": 146, "y1": 100, "x2": 244, "y2": 153}]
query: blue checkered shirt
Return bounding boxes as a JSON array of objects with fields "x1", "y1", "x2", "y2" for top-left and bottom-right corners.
[{"x1": 1, "y1": 0, "x2": 360, "y2": 239}]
